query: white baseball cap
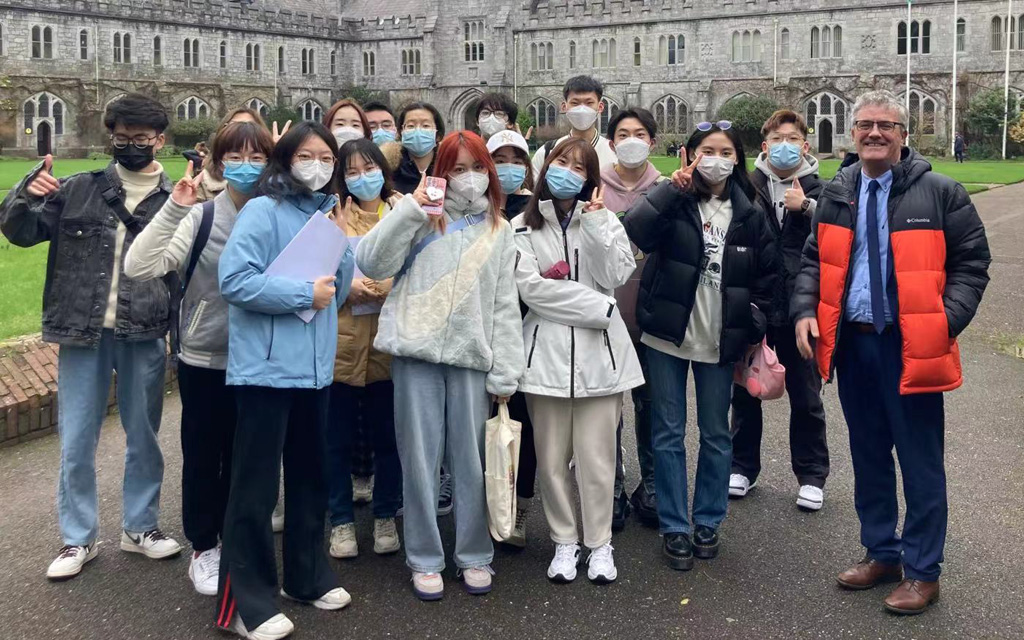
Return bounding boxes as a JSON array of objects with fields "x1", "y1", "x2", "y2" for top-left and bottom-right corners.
[{"x1": 486, "y1": 129, "x2": 529, "y2": 155}]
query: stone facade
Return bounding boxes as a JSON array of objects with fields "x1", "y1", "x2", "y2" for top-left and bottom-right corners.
[{"x1": 0, "y1": 0, "x2": 1021, "y2": 157}]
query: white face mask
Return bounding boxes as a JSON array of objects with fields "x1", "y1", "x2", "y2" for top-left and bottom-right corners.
[
  {"x1": 291, "y1": 159, "x2": 334, "y2": 191},
  {"x1": 614, "y1": 137, "x2": 652, "y2": 168},
  {"x1": 478, "y1": 115, "x2": 508, "y2": 138},
  {"x1": 565, "y1": 105, "x2": 598, "y2": 131},
  {"x1": 448, "y1": 171, "x2": 490, "y2": 202},
  {"x1": 696, "y1": 156, "x2": 735, "y2": 185},
  {"x1": 333, "y1": 126, "x2": 363, "y2": 146}
]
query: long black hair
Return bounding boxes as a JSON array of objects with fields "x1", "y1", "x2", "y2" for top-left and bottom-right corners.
[
  {"x1": 336, "y1": 138, "x2": 397, "y2": 205},
  {"x1": 685, "y1": 124, "x2": 755, "y2": 202},
  {"x1": 256, "y1": 120, "x2": 340, "y2": 201}
]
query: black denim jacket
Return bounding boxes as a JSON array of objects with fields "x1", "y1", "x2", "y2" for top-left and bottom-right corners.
[{"x1": 0, "y1": 162, "x2": 173, "y2": 347}]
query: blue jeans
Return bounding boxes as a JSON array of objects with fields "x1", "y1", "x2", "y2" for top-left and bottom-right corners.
[
  {"x1": 647, "y1": 348, "x2": 734, "y2": 536},
  {"x1": 56, "y1": 330, "x2": 167, "y2": 545},
  {"x1": 326, "y1": 380, "x2": 403, "y2": 525},
  {"x1": 391, "y1": 357, "x2": 492, "y2": 573}
]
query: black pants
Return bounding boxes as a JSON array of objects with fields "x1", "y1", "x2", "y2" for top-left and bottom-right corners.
[
  {"x1": 954, "y1": 151, "x2": 965, "y2": 163},
  {"x1": 216, "y1": 385, "x2": 338, "y2": 631},
  {"x1": 509, "y1": 392, "x2": 537, "y2": 500},
  {"x1": 178, "y1": 362, "x2": 236, "y2": 552},
  {"x1": 730, "y1": 323, "x2": 830, "y2": 488}
]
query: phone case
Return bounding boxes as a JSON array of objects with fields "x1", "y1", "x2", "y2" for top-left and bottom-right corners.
[
  {"x1": 422, "y1": 177, "x2": 447, "y2": 217},
  {"x1": 542, "y1": 260, "x2": 571, "y2": 280}
]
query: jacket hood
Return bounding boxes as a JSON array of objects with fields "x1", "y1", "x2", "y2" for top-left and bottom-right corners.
[
  {"x1": 754, "y1": 151, "x2": 819, "y2": 183},
  {"x1": 600, "y1": 164, "x2": 663, "y2": 213},
  {"x1": 538, "y1": 199, "x2": 586, "y2": 227},
  {"x1": 829, "y1": 147, "x2": 932, "y2": 199}
]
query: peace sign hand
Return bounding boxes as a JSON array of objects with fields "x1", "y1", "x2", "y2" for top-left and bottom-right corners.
[
  {"x1": 584, "y1": 184, "x2": 605, "y2": 213},
  {"x1": 331, "y1": 196, "x2": 353, "y2": 233},
  {"x1": 671, "y1": 153, "x2": 703, "y2": 191},
  {"x1": 272, "y1": 120, "x2": 292, "y2": 144},
  {"x1": 171, "y1": 161, "x2": 204, "y2": 207}
]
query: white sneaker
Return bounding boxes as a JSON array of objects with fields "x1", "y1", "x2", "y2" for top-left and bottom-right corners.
[
  {"x1": 271, "y1": 502, "x2": 285, "y2": 533},
  {"x1": 729, "y1": 474, "x2": 755, "y2": 498},
  {"x1": 506, "y1": 503, "x2": 528, "y2": 549},
  {"x1": 280, "y1": 586, "x2": 352, "y2": 611},
  {"x1": 797, "y1": 485, "x2": 824, "y2": 511},
  {"x1": 233, "y1": 612, "x2": 294, "y2": 640},
  {"x1": 546, "y1": 542, "x2": 580, "y2": 583},
  {"x1": 188, "y1": 547, "x2": 220, "y2": 596},
  {"x1": 587, "y1": 543, "x2": 617, "y2": 584},
  {"x1": 120, "y1": 529, "x2": 182, "y2": 559},
  {"x1": 373, "y1": 517, "x2": 401, "y2": 555},
  {"x1": 437, "y1": 473, "x2": 453, "y2": 516},
  {"x1": 352, "y1": 475, "x2": 374, "y2": 504},
  {"x1": 459, "y1": 565, "x2": 493, "y2": 595},
  {"x1": 46, "y1": 544, "x2": 98, "y2": 580},
  {"x1": 412, "y1": 572, "x2": 444, "y2": 601},
  {"x1": 329, "y1": 523, "x2": 358, "y2": 559}
]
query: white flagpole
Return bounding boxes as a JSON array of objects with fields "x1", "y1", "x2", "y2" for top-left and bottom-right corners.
[
  {"x1": 1003, "y1": 0, "x2": 1013, "y2": 159},
  {"x1": 951, "y1": 0, "x2": 959, "y2": 157},
  {"x1": 906, "y1": 0, "x2": 913, "y2": 146}
]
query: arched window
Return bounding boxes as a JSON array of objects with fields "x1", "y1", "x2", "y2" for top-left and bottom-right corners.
[
  {"x1": 752, "y1": 29, "x2": 762, "y2": 62},
  {"x1": 956, "y1": 18, "x2": 966, "y2": 52},
  {"x1": 599, "y1": 98, "x2": 620, "y2": 135},
  {"x1": 183, "y1": 38, "x2": 199, "y2": 68},
  {"x1": 463, "y1": 21, "x2": 484, "y2": 62},
  {"x1": 528, "y1": 98, "x2": 558, "y2": 129},
  {"x1": 24, "y1": 92, "x2": 67, "y2": 135},
  {"x1": 32, "y1": 26, "x2": 54, "y2": 59},
  {"x1": 992, "y1": 16, "x2": 1003, "y2": 51},
  {"x1": 742, "y1": 30, "x2": 752, "y2": 62},
  {"x1": 661, "y1": 34, "x2": 684, "y2": 65},
  {"x1": 780, "y1": 28, "x2": 790, "y2": 60},
  {"x1": 245, "y1": 43, "x2": 260, "y2": 71},
  {"x1": 219, "y1": 41, "x2": 227, "y2": 69},
  {"x1": 1019, "y1": 14, "x2": 1024, "y2": 49},
  {"x1": 569, "y1": 41, "x2": 576, "y2": 69},
  {"x1": 804, "y1": 91, "x2": 847, "y2": 133},
  {"x1": 278, "y1": 46, "x2": 285, "y2": 74},
  {"x1": 363, "y1": 51, "x2": 375, "y2": 76},
  {"x1": 298, "y1": 99, "x2": 322, "y2": 122},
  {"x1": 301, "y1": 48, "x2": 315, "y2": 75},
  {"x1": 921, "y1": 20, "x2": 931, "y2": 54},
  {"x1": 821, "y1": 26, "x2": 832, "y2": 59},
  {"x1": 533, "y1": 42, "x2": 552, "y2": 71},
  {"x1": 834, "y1": 26, "x2": 843, "y2": 57},
  {"x1": 835, "y1": 99, "x2": 847, "y2": 134},
  {"x1": 904, "y1": 89, "x2": 939, "y2": 135},
  {"x1": 811, "y1": 26, "x2": 820, "y2": 59},
  {"x1": 79, "y1": 29, "x2": 89, "y2": 60},
  {"x1": 633, "y1": 37, "x2": 642, "y2": 67},
  {"x1": 732, "y1": 31, "x2": 741, "y2": 62},
  {"x1": 0, "y1": 23, "x2": 5, "y2": 57},
  {"x1": 652, "y1": 95, "x2": 689, "y2": 135},
  {"x1": 330, "y1": 50, "x2": 337, "y2": 76},
  {"x1": 176, "y1": 96, "x2": 210, "y2": 120},
  {"x1": 806, "y1": 100, "x2": 817, "y2": 124},
  {"x1": 301, "y1": 49, "x2": 308, "y2": 74},
  {"x1": 153, "y1": 36, "x2": 162, "y2": 66},
  {"x1": 246, "y1": 98, "x2": 270, "y2": 120}
]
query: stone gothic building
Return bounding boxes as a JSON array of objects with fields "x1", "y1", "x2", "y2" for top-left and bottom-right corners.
[{"x1": 0, "y1": 0, "x2": 1020, "y2": 157}]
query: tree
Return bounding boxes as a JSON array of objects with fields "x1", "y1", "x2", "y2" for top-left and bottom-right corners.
[
  {"x1": 965, "y1": 88, "x2": 1019, "y2": 138},
  {"x1": 168, "y1": 117, "x2": 218, "y2": 148},
  {"x1": 265, "y1": 105, "x2": 300, "y2": 132},
  {"x1": 339, "y1": 85, "x2": 389, "y2": 108},
  {"x1": 716, "y1": 95, "x2": 781, "y2": 151},
  {"x1": 1009, "y1": 112, "x2": 1024, "y2": 145}
]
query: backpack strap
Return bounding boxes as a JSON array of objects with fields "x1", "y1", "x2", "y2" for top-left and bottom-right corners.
[
  {"x1": 183, "y1": 199, "x2": 215, "y2": 292},
  {"x1": 543, "y1": 139, "x2": 557, "y2": 158},
  {"x1": 97, "y1": 168, "x2": 144, "y2": 235},
  {"x1": 395, "y1": 212, "x2": 487, "y2": 281}
]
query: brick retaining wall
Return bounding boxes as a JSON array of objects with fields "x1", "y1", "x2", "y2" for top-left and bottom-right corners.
[{"x1": 0, "y1": 335, "x2": 177, "y2": 448}]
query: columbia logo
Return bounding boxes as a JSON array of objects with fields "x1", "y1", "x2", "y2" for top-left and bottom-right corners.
[{"x1": 907, "y1": 218, "x2": 931, "y2": 223}]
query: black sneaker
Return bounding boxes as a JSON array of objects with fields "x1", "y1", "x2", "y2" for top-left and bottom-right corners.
[
  {"x1": 693, "y1": 525, "x2": 720, "y2": 560},
  {"x1": 663, "y1": 533, "x2": 694, "y2": 571},
  {"x1": 437, "y1": 473, "x2": 453, "y2": 516},
  {"x1": 611, "y1": 490, "x2": 630, "y2": 532},
  {"x1": 630, "y1": 485, "x2": 659, "y2": 528}
]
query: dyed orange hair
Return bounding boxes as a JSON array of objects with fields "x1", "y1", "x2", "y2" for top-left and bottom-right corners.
[
  {"x1": 431, "y1": 131, "x2": 503, "y2": 232},
  {"x1": 322, "y1": 99, "x2": 372, "y2": 139}
]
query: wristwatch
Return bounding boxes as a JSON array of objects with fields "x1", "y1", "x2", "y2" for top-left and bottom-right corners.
[{"x1": 799, "y1": 198, "x2": 811, "y2": 213}]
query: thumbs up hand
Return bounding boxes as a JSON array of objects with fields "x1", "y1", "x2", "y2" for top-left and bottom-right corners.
[
  {"x1": 784, "y1": 177, "x2": 807, "y2": 213},
  {"x1": 26, "y1": 155, "x2": 59, "y2": 197}
]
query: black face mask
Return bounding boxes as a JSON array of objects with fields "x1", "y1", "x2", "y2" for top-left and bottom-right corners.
[{"x1": 113, "y1": 145, "x2": 155, "y2": 172}]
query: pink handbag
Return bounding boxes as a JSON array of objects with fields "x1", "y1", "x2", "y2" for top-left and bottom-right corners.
[{"x1": 734, "y1": 338, "x2": 786, "y2": 400}]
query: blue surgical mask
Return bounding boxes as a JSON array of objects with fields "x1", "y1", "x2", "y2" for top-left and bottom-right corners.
[
  {"x1": 372, "y1": 128, "x2": 397, "y2": 145},
  {"x1": 401, "y1": 128, "x2": 437, "y2": 158},
  {"x1": 768, "y1": 141, "x2": 802, "y2": 171},
  {"x1": 545, "y1": 165, "x2": 585, "y2": 200},
  {"x1": 222, "y1": 161, "x2": 265, "y2": 194},
  {"x1": 495, "y1": 163, "x2": 527, "y2": 194},
  {"x1": 345, "y1": 169, "x2": 385, "y2": 203}
]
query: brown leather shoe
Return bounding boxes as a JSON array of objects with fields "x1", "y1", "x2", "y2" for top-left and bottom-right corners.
[
  {"x1": 884, "y1": 579, "x2": 940, "y2": 615},
  {"x1": 836, "y1": 557, "x2": 904, "y2": 590}
]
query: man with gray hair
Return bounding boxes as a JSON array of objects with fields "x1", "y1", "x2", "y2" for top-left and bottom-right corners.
[{"x1": 791, "y1": 89, "x2": 991, "y2": 614}]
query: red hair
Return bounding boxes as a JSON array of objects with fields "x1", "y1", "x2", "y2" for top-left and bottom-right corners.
[{"x1": 432, "y1": 131, "x2": 503, "y2": 231}]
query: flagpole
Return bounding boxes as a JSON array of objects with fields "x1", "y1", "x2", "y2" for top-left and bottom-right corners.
[
  {"x1": 1003, "y1": 0, "x2": 1013, "y2": 159},
  {"x1": 906, "y1": 0, "x2": 913, "y2": 146},
  {"x1": 951, "y1": 0, "x2": 959, "y2": 157}
]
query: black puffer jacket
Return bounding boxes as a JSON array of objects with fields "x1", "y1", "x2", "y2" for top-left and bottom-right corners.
[
  {"x1": 623, "y1": 180, "x2": 777, "y2": 365},
  {"x1": 750, "y1": 157, "x2": 823, "y2": 326}
]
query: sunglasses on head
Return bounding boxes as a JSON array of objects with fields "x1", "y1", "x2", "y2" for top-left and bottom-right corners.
[{"x1": 696, "y1": 120, "x2": 733, "y2": 132}]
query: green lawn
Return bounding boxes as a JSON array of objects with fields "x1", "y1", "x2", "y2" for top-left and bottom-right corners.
[{"x1": 0, "y1": 155, "x2": 1018, "y2": 341}]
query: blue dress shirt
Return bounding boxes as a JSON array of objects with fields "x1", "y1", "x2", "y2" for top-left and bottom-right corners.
[{"x1": 845, "y1": 169, "x2": 894, "y2": 323}]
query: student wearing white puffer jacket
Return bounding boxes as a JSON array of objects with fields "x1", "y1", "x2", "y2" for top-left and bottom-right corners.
[{"x1": 510, "y1": 138, "x2": 644, "y2": 586}]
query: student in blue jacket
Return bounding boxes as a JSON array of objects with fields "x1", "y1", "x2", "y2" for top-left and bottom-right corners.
[{"x1": 214, "y1": 122, "x2": 355, "y2": 640}]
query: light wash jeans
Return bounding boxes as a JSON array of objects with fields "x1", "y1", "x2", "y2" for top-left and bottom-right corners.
[
  {"x1": 647, "y1": 348, "x2": 734, "y2": 536},
  {"x1": 56, "y1": 330, "x2": 167, "y2": 545},
  {"x1": 391, "y1": 357, "x2": 492, "y2": 573}
]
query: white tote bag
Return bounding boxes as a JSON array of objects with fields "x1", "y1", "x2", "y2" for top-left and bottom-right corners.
[{"x1": 484, "y1": 402, "x2": 522, "y2": 542}]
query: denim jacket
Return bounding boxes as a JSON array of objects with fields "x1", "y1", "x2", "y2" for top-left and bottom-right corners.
[{"x1": 0, "y1": 163, "x2": 173, "y2": 347}]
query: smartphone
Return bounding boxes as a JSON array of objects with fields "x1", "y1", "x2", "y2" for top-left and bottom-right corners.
[{"x1": 422, "y1": 177, "x2": 447, "y2": 217}]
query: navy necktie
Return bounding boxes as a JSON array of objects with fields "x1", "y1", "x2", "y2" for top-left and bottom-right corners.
[{"x1": 865, "y1": 179, "x2": 886, "y2": 333}]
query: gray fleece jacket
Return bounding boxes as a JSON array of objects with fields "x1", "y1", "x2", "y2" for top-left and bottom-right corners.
[
  {"x1": 355, "y1": 193, "x2": 525, "y2": 397},
  {"x1": 753, "y1": 152, "x2": 820, "y2": 224}
]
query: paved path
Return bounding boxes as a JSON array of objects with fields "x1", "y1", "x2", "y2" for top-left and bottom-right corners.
[{"x1": 1, "y1": 185, "x2": 1023, "y2": 640}]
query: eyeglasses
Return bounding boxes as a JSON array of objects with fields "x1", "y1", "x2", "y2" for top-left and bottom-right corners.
[
  {"x1": 479, "y1": 110, "x2": 508, "y2": 120},
  {"x1": 767, "y1": 134, "x2": 806, "y2": 144},
  {"x1": 294, "y1": 152, "x2": 336, "y2": 164},
  {"x1": 853, "y1": 120, "x2": 904, "y2": 133},
  {"x1": 696, "y1": 121, "x2": 732, "y2": 132},
  {"x1": 110, "y1": 134, "x2": 158, "y2": 149}
]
